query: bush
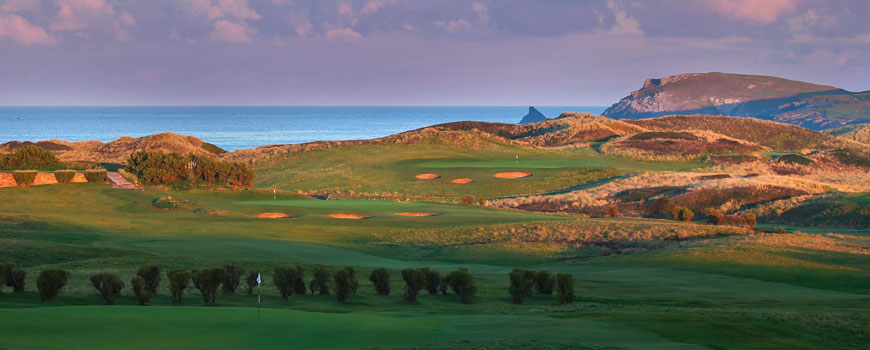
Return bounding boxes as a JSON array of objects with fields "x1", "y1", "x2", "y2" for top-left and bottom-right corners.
[
  {"x1": 273, "y1": 266, "x2": 304, "y2": 300},
  {"x1": 54, "y1": 170, "x2": 76, "y2": 184},
  {"x1": 672, "y1": 206, "x2": 694, "y2": 221},
  {"x1": 438, "y1": 277, "x2": 450, "y2": 295},
  {"x1": 557, "y1": 274, "x2": 574, "y2": 304},
  {"x1": 461, "y1": 195, "x2": 474, "y2": 204},
  {"x1": 131, "y1": 275, "x2": 150, "y2": 305},
  {"x1": 508, "y1": 268, "x2": 535, "y2": 304},
  {"x1": 2, "y1": 263, "x2": 26, "y2": 293},
  {"x1": 0, "y1": 145, "x2": 64, "y2": 170},
  {"x1": 332, "y1": 269, "x2": 352, "y2": 302},
  {"x1": 90, "y1": 273, "x2": 124, "y2": 305},
  {"x1": 222, "y1": 263, "x2": 244, "y2": 294},
  {"x1": 448, "y1": 268, "x2": 477, "y2": 304},
  {"x1": 167, "y1": 269, "x2": 192, "y2": 306},
  {"x1": 344, "y1": 267, "x2": 358, "y2": 295},
  {"x1": 777, "y1": 154, "x2": 813, "y2": 165},
  {"x1": 605, "y1": 205, "x2": 619, "y2": 218},
  {"x1": 136, "y1": 264, "x2": 162, "y2": 297},
  {"x1": 743, "y1": 213, "x2": 757, "y2": 229},
  {"x1": 477, "y1": 197, "x2": 486, "y2": 206},
  {"x1": 85, "y1": 169, "x2": 107, "y2": 183},
  {"x1": 705, "y1": 208, "x2": 725, "y2": 225},
  {"x1": 126, "y1": 151, "x2": 254, "y2": 188},
  {"x1": 368, "y1": 268, "x2": 390, "y2": 296},
  {"x1": 726, "y1": 214, "x2": 743, "y2": 227},
  {"x1": 245, "y1": 270, "x2": 259, "y2": 295},
  {"x1": 534, "y1": 270, "x2": 555, "y2": 295},
  {"x1": 309, "y1": 266, "x2": 330, "y2": 295},
  {"x1": 401, "y1": 269, "x2": 425, "y2": 302},
  {"x1": 192, "y1": 268, "x2": 226, "y2": 304},
  {"x1": 12, "y1": 170, "x2": 37, "y2": 186},
  {"x1": 422, "y1": 268, "x2": 440, "y2": 296},
  {"x1": 37, "y1": 269, "x2": 69, "y2": 301}
]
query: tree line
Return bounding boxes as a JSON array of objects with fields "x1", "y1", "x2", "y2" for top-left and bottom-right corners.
[
  {"x1": 1, "y1": 263, "x2": 575, "y2": 306},
  {"x1": 125, "y1": 151, "x2": 254, "y2": 189}
]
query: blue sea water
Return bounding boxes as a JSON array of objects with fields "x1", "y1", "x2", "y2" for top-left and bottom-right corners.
[{"x1": 0, "y1": 106, "x2": 606, "y2": 151}]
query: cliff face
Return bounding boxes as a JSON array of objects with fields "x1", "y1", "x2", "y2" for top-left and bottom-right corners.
[
  {"x1": 603, "y1": 72, "x2": 869, "y2": 130},
  {"x1": 519, "y1": 106, "x2": 548, "y2": 124}
]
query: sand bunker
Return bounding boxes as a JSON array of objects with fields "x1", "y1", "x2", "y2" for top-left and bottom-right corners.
[
  {"x1": 451, "y1": 178, "x2": 474, "y2": 184},
  {"x1": 329, "y1": 213, "x2": 369, "y2": 219},
  {"x1": 494, "y1": 172, "x2": 533, "y2": 179},
  {"x1": 415, "y1": 173, "x2": 441, "y2": 179},
  {"x1": 257, "y1": 213, "x2": 290, "y2": 219},
  {"x1": 396, "y1": 212, "x2": 438, "y2": 217}
]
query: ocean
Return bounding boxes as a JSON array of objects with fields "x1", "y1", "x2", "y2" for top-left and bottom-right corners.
[{"x1": 0, "y1": 106, "x2": 606, "y2": 151}]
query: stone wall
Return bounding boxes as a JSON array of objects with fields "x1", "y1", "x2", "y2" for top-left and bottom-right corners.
[{"x1": 0, "y1": 172, "x2": 89, "y2": 187}]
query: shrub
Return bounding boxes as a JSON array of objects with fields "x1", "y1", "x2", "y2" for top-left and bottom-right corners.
[
  {"x1": 12, "y1": 170, "x2": 37, "y2": 186},
  {"x1": 705, "y1": 208, "x2": 725, "y2": 225},
  {"x1": 85, "y1": 169, "x2": 107, "y2": 183},
  {"x1": 743, "y1": 213, "x2": 757, "y2": 229},
  {"x1": 294, "y1": 266, "x2": 307, "y2": 295},
  {"x1": 605, "y1": 205, "x2": 619, "y2": 218},
  {"x1": 477, "y1": 197, "x2": 486, "y2": 206},
  {"x1": 332, "y1": 269, "x2": 352, "y2": 302},
  {"x1": 222, "y1": 263, "x2": 244, "y2": 294},
  {"x1": 461, "y1": 195, "x2": 474, "y2": 204},
  {"x1": 557, "y1": 274, "x2": 574, "y2": 304},
  {"x1": 448, "y1": 268, "x2": 477, "y2": 304},
  {"x1": 438, "y1": 277, "x2": 449, "y2": 295},
  {"x1": 369, "y1": 268, "x2": 390, "y2": 296},
  {"x1": 422, "y1": 268, "x2": 440, "y2": 296},
  {"x1": 777, "y1": 154, "x2": 813, "y2": 165},
  {"x1": 344, "y1": 267, "x2": 358, "y2": 294},
  {"x1": 245, "y1": 270, "x2": 260, "y2": 295},
  {"x1": 37, "y1": 269, "x2": 69, "y2": 301},
  {"x1": 192, "y1": 268, "x2": 226, "y2": 304},
  {"x1": 401, "y1": 269, "x2": 425, "y2": 302},
  {"x1": 774, "y1": 227, "x2": 788, "y2": 234},
  {"x1": 273, "y1": 266, "x2": 304, "y2": 300},
  {"x1": 534, "y1": 270, "x2": 555, "y2": 295},
  {"x1": 2, "y1": 263, "x2": 26, "y2": 293},
  {"x1": 126, "y1": 151, "x2": 254, "y2": 188},
  {"x1": 672, "y1": 206, "x2": 694, "y2": 221},
  {"x1": 0, "y1": 145, "x2": 64, "y2": 170},
  {"x1": 131, "y1": 275, "x2": 151, "y2": 305},
  {"x1": 167, "y1": 269, "x2": 192, "y2": 306},
  {"x1": 90, "y1": 273, "x2": 124, "y2": 305},
  {"x1": 136, "y1": 264, "x2": 162, "y2": 297},
  {"x1": 54, "y1": 170, "x2": 76, "y2": 184},
  {"x1": 152, "y1": 196, "x2": 200, "y2": 210},
  {"x1": 508, "y1": 268, "x2": 535, "y2": 304},
  {"x1": 309, "y1": 266, "x2": 330, "y2": 295}
]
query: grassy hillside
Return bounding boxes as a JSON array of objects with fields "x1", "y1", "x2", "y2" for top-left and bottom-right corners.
[{"x1": 827, "y1": 123, "x2": 870, "y2": 145}]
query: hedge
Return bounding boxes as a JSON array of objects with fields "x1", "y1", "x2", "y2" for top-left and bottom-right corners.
[
  {"x1": 85, "y1": 169, "x2": 107, "y2": 183},
  {"x1": 54, "y1": 170, "x2": 76, "y2": 184},
  {"x1": 12, "y1": 170, "x2": 37, "y2": 186},
  {"x1": 0, "y1": 145, "x2": 65, "y2": 170}
]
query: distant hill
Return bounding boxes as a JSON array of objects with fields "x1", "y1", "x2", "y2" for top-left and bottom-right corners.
[
  {"x1": 603, "y1": 72, "x2": 870, "y2": 130},
  {"x1": 518, "y1": 106, "x2": 548, "y2": 124},
  {"x1": 826, "y1": 124, "x2": 870, "y2": 145},
  {"x1": 0, "y1": 133, "x2": 225, "y2": 164}
]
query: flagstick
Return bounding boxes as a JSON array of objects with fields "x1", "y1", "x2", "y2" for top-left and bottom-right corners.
[{"x1": 258, "y1": 282, "x2": 261, "y2": 319}]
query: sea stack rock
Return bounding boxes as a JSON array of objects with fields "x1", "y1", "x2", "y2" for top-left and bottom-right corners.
[{"x1": 519, "y1": 106, "x2": 547, "y2": 124}]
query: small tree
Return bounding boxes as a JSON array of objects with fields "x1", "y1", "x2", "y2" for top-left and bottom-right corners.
[
  {"x1": 556, "y1": 273, "x2": 574, "y2": 304},
  {"x1": 448, "y1": 269, "x2": 477, "y2": 304},
  {"x1": 245, "y1": 270, "x2": 259, "y2": 295},
  {"x1": 273, "y1": 266, "x2": 302, "y2": 300},
  {"x1": 309, "y1": 266, "x2": 330, "y2": 295},
  {"x1": 2, "y1": 263, "x2": 26, "y2": 293},
  {"x1": 460, "y1": 195, "x2": 474, "y2": 204},
  {"x1": 438, "y1": 276, "x2": 450, "y2": 295},
  {"x1": 605, "y1": 205, "x2": 619, "y2": 218},
  {"x1": 401, "y1": 269, "x2": 425, "y2": 303},
  {"x1": 422, "y1": 268, "x2": 440, "y2": 296},
  {"x1": 508, "y1": 268, "x2": 534, "y2": 304},
  {"x1": 743, "y1": 213, "x2": 757, "y2": 229},
  {"x1": 136, "y1": 264, "x2": 162, "y2": 297},
  {"x1": 37, "y1": 269, "x2": 69, "y2": 301},
  {"x1": 294, "y1": 265, "x2": 307, "y2": 295},
  {"x1": 167, "y1": 269, "x2": 192, "y2": 306},
  {"x1": 91, "y1": 273, "x2": 124, "y2": 305},
  {"x1": 344, "y1": 267, "x2": 358, "y2": 294},
  {"x1": 193, "y1": 268, "x2": 225, "y2": 304},
  {"x1": 222, "y1": 263, "x2": 244, "y2": 294},
  {"x1": 705, "y1": 208, "x2": 724, "y2": 225},
  {"x1": 534, "y1": 270, "x2": 555, "y2": 295},
  {"x1": 131, "y1": 275, "x2": 151, "y2": 305},
  {"x1": 332, "y1": 269, "x2": 352, "y2": 302},
  {"x1": 672, "y1": 206, "x2": 694, "y2": 221},
  {"x1": 368, "y1": 268, "x2": 390, "y2": 296}
]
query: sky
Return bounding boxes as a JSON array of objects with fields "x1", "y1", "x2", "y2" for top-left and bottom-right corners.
[{"x1": 0, "y1": 0, "x2": 868, "y2": 106}]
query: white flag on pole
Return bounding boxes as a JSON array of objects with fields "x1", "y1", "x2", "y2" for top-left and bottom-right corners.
[{"x1": 256, "y1": 272, "x2": 262, "y2": 286}]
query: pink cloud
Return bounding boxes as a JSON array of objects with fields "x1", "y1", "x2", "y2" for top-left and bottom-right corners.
[
  {"x1": 49, "y1": 0, "x2": 135, "y2": 40},
  {"x1": 325, "y1": 27, "x2": 362, "y2": 40},
  {"x1": 0, "y1": 13, "x2": 57, "y2": 45},
  {"x1": 187, "y1": 0, "x2": 260, "y2": 21},
  {"x1": 0, "y1": 0, "x2": 40, "y2": 12},
  {"x1": 708, "y1": 0, "x2": 797, "y2": 24},
  {"x1": 210, "y1": 19, "x2": 254, "y2": 43}
]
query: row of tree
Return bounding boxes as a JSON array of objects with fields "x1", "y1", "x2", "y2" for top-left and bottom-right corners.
[
  {"x1": 125, "y1": 151, "x2": 254, "y2": 188},
  {"x1": 2, "y1": 264, "x2": 576, "y2": 305}
]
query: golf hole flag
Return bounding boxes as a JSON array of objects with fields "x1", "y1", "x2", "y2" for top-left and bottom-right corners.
[{"x1": 257, "y1": 272, "x2": 261, "y2": 286}]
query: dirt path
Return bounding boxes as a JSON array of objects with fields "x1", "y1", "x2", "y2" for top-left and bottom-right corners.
[{"x1": 107, "y1": 172, "x2": 138, "y2": 189}]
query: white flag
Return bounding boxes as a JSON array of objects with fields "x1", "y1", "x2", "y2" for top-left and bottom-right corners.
[{"x1": 256, "y1": 272, "x2": 261, "y2": 286}]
